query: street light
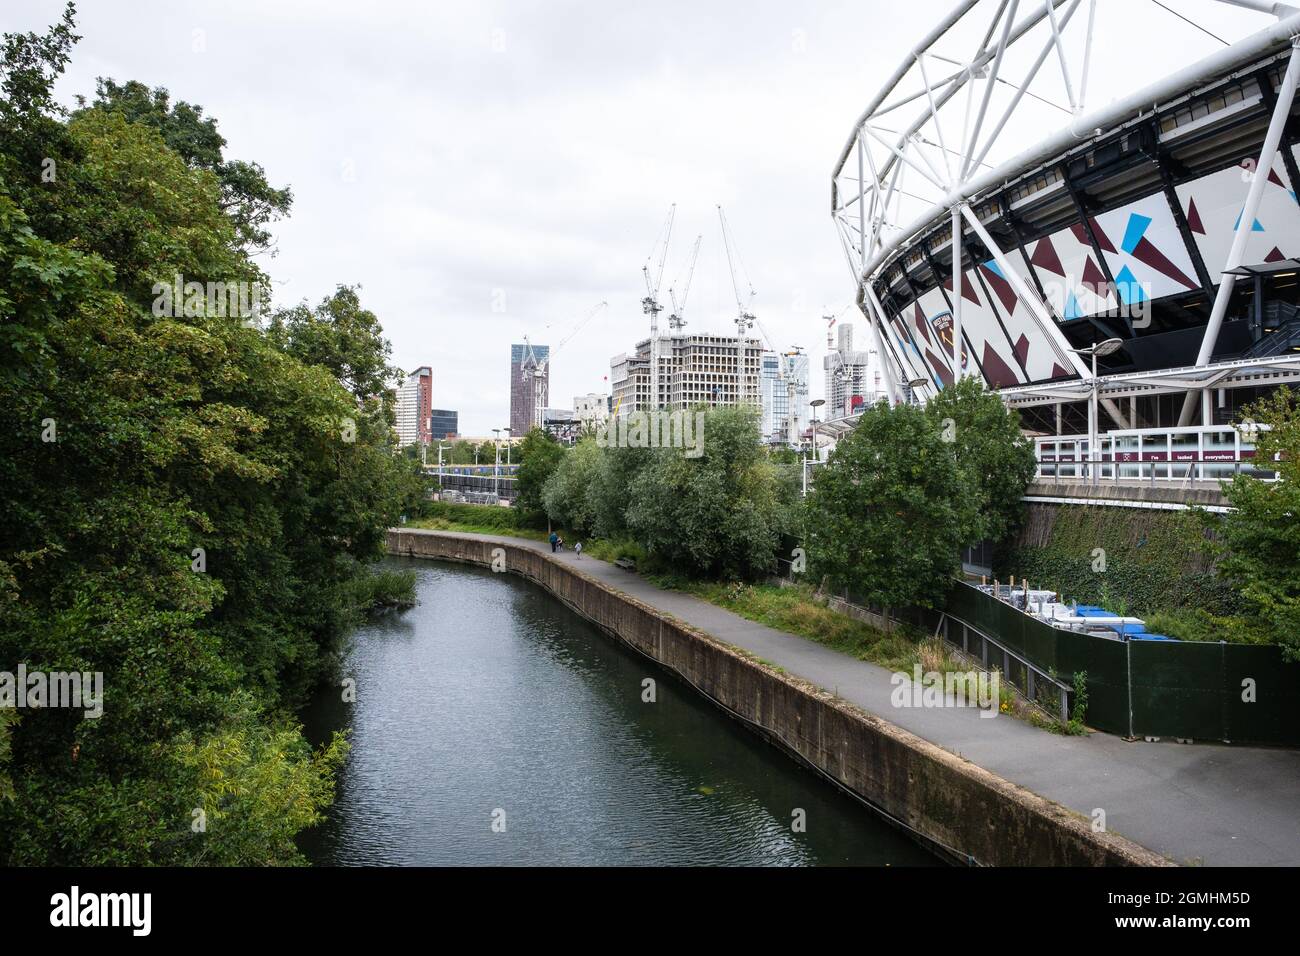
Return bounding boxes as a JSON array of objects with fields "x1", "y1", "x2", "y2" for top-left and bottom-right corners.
[
  {"x1": 436, "y1": 441, "x2": 449, "y2": 493},
  {"x1": 906, "y1": 376, "x2": 929, "y2": 407},
  {"x1": 1068, "y1": 338, "x2": 1124, "y2": 483},
  {"x1": 806, "y1": 398, "x2": 826, "y2": 496},
  {"x1": 504, "y1": 427, "x2": 512, "y2": 469},
  {"x1": 492, "y1": 428, "x2": 502, "y2": 500}
]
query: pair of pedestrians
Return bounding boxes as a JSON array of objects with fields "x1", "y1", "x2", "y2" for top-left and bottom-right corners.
[{"x1": 548, "y1": 532, "x2": 581, "y2": 558}]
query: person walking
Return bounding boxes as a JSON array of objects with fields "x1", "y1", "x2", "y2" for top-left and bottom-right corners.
[
  {"x1": 556, "y1": 535, "x2": 564, "y2": 552},
  {"x1": 574, "y1": 541, "x2": 583, "y2": 560},
  {"x1": 549, "y1": 531, "x2": 558, "y2": 553}
]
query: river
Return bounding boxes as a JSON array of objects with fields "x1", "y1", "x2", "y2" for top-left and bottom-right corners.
[{"x1": 300, "y1": 556, "x2": 936, "y2": 866}]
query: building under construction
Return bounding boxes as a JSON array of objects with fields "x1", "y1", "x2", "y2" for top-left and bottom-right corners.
[{"x1": 609, "y1": 333, "x2": 764, "y2": 414}]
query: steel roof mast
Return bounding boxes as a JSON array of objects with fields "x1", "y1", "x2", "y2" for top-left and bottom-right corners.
[{"x1": 642, "y1": 205, "x2": 675, "y2": 411}]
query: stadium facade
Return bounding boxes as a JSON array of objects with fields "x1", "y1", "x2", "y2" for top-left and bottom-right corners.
[{"x1": 830, "y1": 0, "x2": 1300, "y2": 473}]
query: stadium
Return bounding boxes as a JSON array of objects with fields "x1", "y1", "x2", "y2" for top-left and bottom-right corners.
[{"x1": 830, "y1": 0, "x2": 1300, "y2": 483}]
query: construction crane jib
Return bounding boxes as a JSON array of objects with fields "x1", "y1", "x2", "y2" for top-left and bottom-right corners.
[{"x1": 717, "y1": 204, "x2": 758, "y2": 408}]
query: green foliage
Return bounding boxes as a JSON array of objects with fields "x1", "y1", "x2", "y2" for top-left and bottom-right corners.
[
  {"x1": 1218, "y1": 387, "x2": 1300, "y2": 661},
  {"x1": 622, "y1": 407, "x2": 789, "y2": 579},
  {"x1": 344, "y1": 568, "x2": 417, "y2": 615},
  {"x1": 923, "y1": 376, "x2": 1036, "y2": 544},
  {"x1": 589, "y1": 442, "x2": 657, "y2": 540},
  {"x1": 806, "y1": 401, "x2": 969, "y2": 609},
  {"x1": 267, "y1": 286, "x2": 398, "y2": 407},
  {"x1": 75, "y1": 76, "x2": 292, "y2": 254},
  {"x1": 513, "y1": 428, "x2": 563, "y2": 527},
  {"x1": 581, "y1": 538, "x2": 649, "y2": 566},
  {"x1": 415, "y1": 500, "x2": 522, "y2": 533},
  {"x1": 527, "y1": 407, "x2": 796, "y2": 578},
  {"x1": 0, "y1": 708, "x2": 15, "y2": 803},
  {"x1": 1144, "y1": 608, "x2": 1273, "y2": 646},
  {"x1": 543, "y1": 438, "x2": 611, "y2": 539},
  {"x1": 1002, "y1": 505, "x2": 1242, "y2": 620},
  {"x1": 1067, "y1": 670, "x2": 1089, "y2": 735},
  {"x1": 0, "y1": 7, "x2": 410, "y2": 863}
]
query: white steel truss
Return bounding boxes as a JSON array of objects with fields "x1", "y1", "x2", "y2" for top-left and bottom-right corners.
[{"x1": 832, "y1": 0, "x2": 1300, "y2": 404}]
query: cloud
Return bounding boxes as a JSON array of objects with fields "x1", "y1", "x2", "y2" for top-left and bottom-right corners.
[{"x1": 17, "y1": 0, "x2": 1276, "y2": 431}]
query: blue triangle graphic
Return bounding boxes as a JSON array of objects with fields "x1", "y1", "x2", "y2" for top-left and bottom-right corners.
[
  {"x1": 1115, "y1": 265, "x2": 1148, "y2": 305},
  {"x1": 1064, "y1": 291, "x2": 1083, "y2": 320},
  {"x1": 1233, "y1": 208, "x2": 1266, "y2": 232},
  {"x1": 1121, "y1": 214, "x2": 1151, "y2": 254}
]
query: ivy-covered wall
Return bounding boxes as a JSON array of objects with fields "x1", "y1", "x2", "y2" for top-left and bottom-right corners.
[{"x1": 997, "y1": 504, "x2": 1243, "y2": 618}]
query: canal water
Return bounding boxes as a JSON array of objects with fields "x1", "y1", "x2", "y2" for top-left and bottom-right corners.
[{"x1": 300, "y1": 556, "x2": 936, "y2": 866}]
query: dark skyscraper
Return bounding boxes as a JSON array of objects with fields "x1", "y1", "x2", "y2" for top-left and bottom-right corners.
[
  {"x1": 429, "y1": 409, "x2": 458, "y2": 440},
  {"x1": 509, "y1": 341, "x2": 549, "y2": 435}
]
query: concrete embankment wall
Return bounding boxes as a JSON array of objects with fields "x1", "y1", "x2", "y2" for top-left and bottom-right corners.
[{"x1": 388, "y1": 528, "x2": 1169, "y2": 867}]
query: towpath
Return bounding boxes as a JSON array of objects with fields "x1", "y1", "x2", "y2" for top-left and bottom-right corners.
[{"x1": 403, "y1": 529, "x2": 1300, "y2": 865}]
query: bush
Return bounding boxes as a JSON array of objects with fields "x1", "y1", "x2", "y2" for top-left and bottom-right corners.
[
  {"x1": 541, "y1": 439, "x2": 605, "y2": 536},
  {"x1": 513, "y1": 428, "x2": 563, "y2": 528},
  {"x1": 923, "y1": 375, "x2": 1036, "y2": 544},
  {"x1": 417, "y1": 500, "x2": 521, "y2": 532},
  {"x1": 806, "y1": 400, "x2": 969, "y2": 609},
  {"x1": 623, "y1": 407, "x2": 791, "y2": 580}
]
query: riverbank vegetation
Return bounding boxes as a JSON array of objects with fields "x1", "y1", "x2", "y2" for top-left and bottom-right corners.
[{"x1": 0, "y1": 7, "x2": 422, "y2": 863}]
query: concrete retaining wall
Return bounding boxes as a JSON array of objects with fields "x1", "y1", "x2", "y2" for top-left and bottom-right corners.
[{"x1": 388, "y1": 528, "x2": 1170, "y2": 867}]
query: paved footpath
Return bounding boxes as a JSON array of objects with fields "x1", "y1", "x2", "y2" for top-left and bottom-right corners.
[{"x1": 414, "y1": 530, "x2": 1300, "y2": 865}]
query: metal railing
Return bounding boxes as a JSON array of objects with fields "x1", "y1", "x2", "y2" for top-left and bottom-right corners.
[{"x1": 1034, "y1": 424, "x2": 1277, "y2": 484}]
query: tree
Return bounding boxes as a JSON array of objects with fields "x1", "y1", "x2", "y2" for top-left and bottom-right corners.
[
  {"x1": 1219, "y1": 387, "x2": 1300, "y2": 660},
  {"x1": 623, "y1": 406, "x2": 789, "y2": 579},
  {"x1": 0, "y1": 6, "x2": 409, "y2": 864},
  {"x1": 590, "y1": 442, "x2": 656, "y2": 540},
  {"x1": 267, "y1": 286, "x2": 397, "y2": 407},
  {"x1": 806, "y1": 401, "x2": 968, "y2": 610},
  {"x1": 75, "y1": 77, "x2": 292, "y2": 254},
  {"x1": 923, "y1": 375, "x2": 1037, "y2": 545},
  {"x1": 514, "y1": 428, "x2": 564, "y2": 526},
  {"x1": 542, "y1": 439, "x2": 607, "y2": 536}
]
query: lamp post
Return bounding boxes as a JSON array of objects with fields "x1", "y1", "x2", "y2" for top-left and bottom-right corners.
[
  {"x1": 492, "y1": 428, "x2": 501, "y2": 500},
  {"x1": 806, "y1": 398, "x2": 826, "y2": 496},
  {"x1": 504, "y1": 427, "x2": 512, "y2": 469},
  {"x1": 1067, "y1": 338, "x2": 1124, "y2": 483}
]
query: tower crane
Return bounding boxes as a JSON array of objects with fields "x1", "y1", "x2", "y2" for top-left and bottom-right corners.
[
  {"x1": 642, "y1": 205, "x2": 675, "y2": 411},
  {"x1": 718, "y1": 204, "x2": 757, "y2": 408},
  {"x1": 523, "y1": 300, "x2": 609, "y2": 429},
  {"x1": 666, "y1": 234, "x2": 702, "y2": 333}
]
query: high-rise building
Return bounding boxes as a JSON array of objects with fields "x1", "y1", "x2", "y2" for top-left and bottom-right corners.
[
  {"x1": 395, "y1": 365, "x2": 433, "y2": 447},
  {"x1": 510, "y1": 341, "x2": 550, "y2": 435},
  {"x1": 610, "y1": 333, "x2": 763, "y2": 415},
  {"x1": 823, "y1": 324, "x2": 882, "y2": 419},
  {"x1": 760, "y1": 349, "x2": 810, "y2": 445},
  {"x1": 429, "y1": 408, "x2": 458, "y2": 440}
]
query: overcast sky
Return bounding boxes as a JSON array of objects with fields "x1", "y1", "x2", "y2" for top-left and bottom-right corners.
[{"x1": 13, "y1": 0, "x2": 1273, "y2": 434}]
